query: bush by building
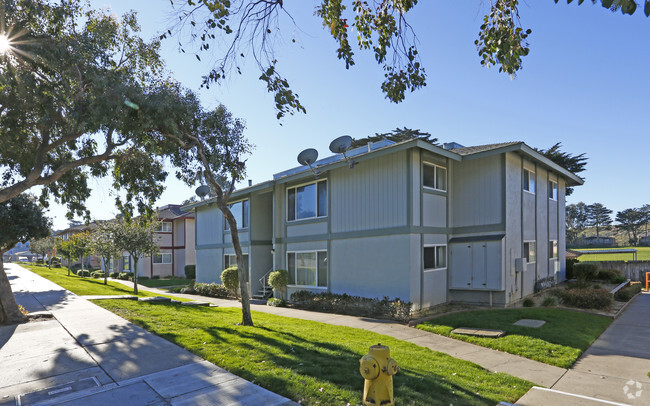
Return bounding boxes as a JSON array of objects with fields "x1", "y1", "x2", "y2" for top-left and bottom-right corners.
[{"x1": 290, "y1": 291, "x2": 412, "y2": 322}]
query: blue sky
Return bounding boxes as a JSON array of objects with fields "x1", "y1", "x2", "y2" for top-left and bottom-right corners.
[{"x1": 48, "y1": 1, "x2": 650, "y2": 229}]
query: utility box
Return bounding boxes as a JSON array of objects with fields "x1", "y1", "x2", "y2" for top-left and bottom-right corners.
[{"x1": 514, "y1": 258, "x2": 526, "y2": 273}]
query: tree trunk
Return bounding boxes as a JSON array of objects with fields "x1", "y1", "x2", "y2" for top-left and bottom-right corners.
[
  {"x1": 0, "y1": 254, "x2": 28, "y2": 325},
  {"x1": 223, "y1": 207, "x2": 253, "y2": 326},
  {"x1": 132, "y1": 258, "x2": 139, "y2": 295}
]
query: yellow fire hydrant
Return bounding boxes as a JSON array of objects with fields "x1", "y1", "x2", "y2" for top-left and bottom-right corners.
[{"x1": 359, "y1": 343, "x2": 399, "y2": 406}]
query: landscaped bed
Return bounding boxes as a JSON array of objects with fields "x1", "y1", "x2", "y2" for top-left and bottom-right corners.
[
  {"x1": 416, "y1": 308, "x2": 612, "y2": 368},
  {"x1": 92, "y1": 299, "x2": 533, "y2": 405},
  {"x1": 137, "y1": 277, "x2": 193, "y2": 288},
  {"x1": 22, "y1": 264, "x2": 189, "y2": 301}
]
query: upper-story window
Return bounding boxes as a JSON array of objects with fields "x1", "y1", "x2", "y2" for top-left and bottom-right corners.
[
  {"x1": 224, "y1": 199, "x2": 250, "y2": 230},
  {"x1": 155, "y1": 222, "x2": 172, "y2": 233},
  {"x1": 523, "y1": 169, "x2": 536, "y2": 194},
  {"x1": 548, "y1": 180, "x2": 558, "y2": 200},
  {"x1": 423, "y1": 163, "x2": 447, "y2": 191},
  {"x1": 287, "y1": 180, "x2": 327, "y2": 221}
]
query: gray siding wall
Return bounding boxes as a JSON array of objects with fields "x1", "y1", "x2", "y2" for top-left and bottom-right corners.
[
  {"x1": 450, "y1": 155, "x2": 503, "y2": 229},
  {"x1": 505, "y1": 152, "x2": 523, "y2": 303},
  {"x1": 196, "y1": 247, "x2": 222, "y2": 283},
  {"x1": 196, "y1": 205, "x2": 222, "y2": 246}
]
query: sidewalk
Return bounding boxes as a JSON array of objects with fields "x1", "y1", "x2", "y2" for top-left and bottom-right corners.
[
  {"x1": 112, "y1": 279, "x2": 566, "y2": 387},
  {"x1": 517, "y1": 291, "x2": 650, "y2": 406},
  {"x1": 0, "y1": 263, "x2": 295, "y2": 406}
]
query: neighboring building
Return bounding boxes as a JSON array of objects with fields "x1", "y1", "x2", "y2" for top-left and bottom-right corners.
[
  {"x1": 54, "y1": 222, "x2": 102, "y2": 269},
  {"x1": 639, "y1": 236, "x2": 650, "y2": 246},
  {"x1": 185, "y1": 139, "x2": 583, "y2": 309},
  {"x1": 580, "y1": 236, "x2": 616, "y2": 247},
  {"x1": 117, "y1": 204, "x2": 196, "y2": 278}
]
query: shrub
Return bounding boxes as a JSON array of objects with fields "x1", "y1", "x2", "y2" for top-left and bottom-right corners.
[
  {"x1": 51, "y1": 258, "x2": 61, "y2": 268},
  {"x1": 76, "y1": 269, "x2": 90, "y2": 277},
  {"x1": 615, "y1": 283, "x2": 642, "y2": 302},
  {"x1": 109, "y1": 271, "x2": 119, "y2": 278},
  {"x1": 193, "y1": 282, "x2": 231, "y2": 298},
  {"x1": 289, "y1": 291, "x2": 412, "y2": 322},
  {"x1": 522, "y1": 298, "x2": 535, "y2": 307},
  {"x1": 118, "y1": 272, "x2": 133, "y2": 281},
  {"x1": 541, "y1": 297, "x2": 557, "y2": 307},
  {"x1": 151, "y1": 275, "x2": 160, "y2": 280},
  {"x1": 138, "y1": 276, "x2": 149, "y2": 281},
  {"x1": 597, "y1": 269, "x2": 622, "y2": 282},
  {"x1": 552, "y1": 288, "x2": 612, "y2": 310},
  {"x1": 90, "y1": 271, "x2": 105, "y2": 278},
  {"x1": 35, "y1": 259, "x2": 45, "y2": 265},
  {"x1": 184, "y1": 265, "x2": 196, "y2": 279},
  {"x1": 611, "y1": 276, "x2": 628, "y2": 284},
  {"x1": 221, "y1": 266, "x2": 239, "y2": 297},
  {"x1": 566, "y1": 258, "x2": 580, "y2": 280},
  {"x1": 573, "y1": 263, "x2": 599, "y2": 282},
  {"x1": 268, "y1": 270, "x2": 289, "y2": 296},
  {"x1": 267, "y1": 298, "x2": 287, "y2": 307},
  {"x1": 171, "y1": 287, "x2": 183, "y2": 293}
]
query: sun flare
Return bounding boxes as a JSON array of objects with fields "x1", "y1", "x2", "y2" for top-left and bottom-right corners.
[{"x1": 0, "y1": 34, "x2": 11, "y2": 54}]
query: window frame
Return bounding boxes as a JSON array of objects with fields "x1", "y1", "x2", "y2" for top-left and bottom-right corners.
[
  {"x1": 549, "y1": 240, "x2": 558, "y2": 259},
  {"x1": 286, "y1": 179, "x2": 328, "y2": 222},
  {"x1": 524, "y1": 241, "x2": 537, "y2": 263},
  {"x1": 155, "y1": 222, "x2": 172, "y2": 233},
  {"x1": 224, "y1": 199, "x2": 250, "y2": 231},
  {"x1": 548, "y1": 180, "x2": 558, "y2": 201},
  {"x1": 423, "y1": 244, "x2": 447, "y2": 271},
  {"x1": 286, "y1": 250, "x2": 328, "y2": 288},
  {"x1": 523, "y1": 169, "x2": 536, "y2": 194},
  {"x1": 422, "y1": 162, "x2": 448, "y2": 192},
  {"x1": 152, "y1": 252, "x2": 172, "y2": 264}
]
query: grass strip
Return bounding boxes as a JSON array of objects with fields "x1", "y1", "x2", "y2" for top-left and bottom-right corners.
[
  {"x1": 93, "y1": 299, "x2": 533, "y2": 405},
  {"x1": 417, "y1": 308, "x2": 611, "y2": 368},
  {"x1": 22, "y1": 264, "x2": 188, "y2": 301}
]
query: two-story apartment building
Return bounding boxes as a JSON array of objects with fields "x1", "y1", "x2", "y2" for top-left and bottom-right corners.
[{"x1": 184, "y1": 139, "x2": 582, "y2": 310}]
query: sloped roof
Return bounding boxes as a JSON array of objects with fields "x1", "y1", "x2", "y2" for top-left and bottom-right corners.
[
  {"x1": 157, "y1": 204, "x2": 195, "y2": 220},
  {"x1": 450, "y1": 142, "x2": 521, "y2": 156}
]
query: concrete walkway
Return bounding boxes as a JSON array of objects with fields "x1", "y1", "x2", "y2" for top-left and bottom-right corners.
[
  {"x1": 111, "y1": 279, "x2": 566, "y2": 387},
  {"x1": 0, "y1": 263, "x2": 295, "y2": 406},
  {"x1": 517, "y1": 291, "x2": 650, "y2": 406}
]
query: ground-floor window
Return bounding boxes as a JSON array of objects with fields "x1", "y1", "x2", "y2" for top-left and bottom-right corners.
[
  {"x1": 287, "y1": 251, "x2": 327, "y2": 287},
  {"x1": 524, "y1": 241, "x2": 536, "y2": 263},
  {"x1": 424, "y1": 245, "x2": 447, "y2": 270},
  {"x1": 153, "y1": 253, "x2": 172, "y2": 264},
  {"x1": 123, "y1": 255, "x2": 130, "y2": 271},
  {"x1": 549, "y1": 240, "x2": 558, "y2": 259},
  {"x1": 225, "y1": 254, "x2": 249, "y2": 281}
]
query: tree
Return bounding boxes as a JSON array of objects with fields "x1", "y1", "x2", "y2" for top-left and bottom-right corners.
[
  {"x1": 55, "y1": 237, "x2": 75, "y2": 276},
  {"x1": 90, "y1": 222, "x2": 121, "y2": 285},
  {"x1": 68, "y1": 232, "x2": 91, "y2": 273},
  {"x1": 586, "y1": 203, "x2": 613, "y2": 239},
  {"x1": 0, "y1": 194, "x2": 50, "y2": 324},
  {"x1": 29, "y1": 236, "x2": 56, "y2": 267},
  {"x1": 169, "y1": 0, "x2": 649, "y2": 118},
  {"x1": 640, "y1": 204, "x2": 650, "y2": 238},
  {"x1": 615, "y1": 208, "x2": 644, "y2": 246},
  {"x1": 350, "y1": 127, "x2": 438, "y2": 148},
  {"x1": 535, "y1": 143, "x2": 587, "y2": 196},
  {"x1": 0, "y1": 1, "x2": 186, "y2": 218},
  {"x1": 108, "y1": 218, "x2": 160, "y2": 295},
  {"x1": 566, "y1": 202, "x2": 588, "y2": 244}
]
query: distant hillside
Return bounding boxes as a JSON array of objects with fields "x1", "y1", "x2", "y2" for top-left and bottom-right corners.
[
  {"x1": 7, "y1": 242, "x2": 30, "y2": 254},
  {"x1": 573, "y1": 226, "x2": 650, "y2": 247}
]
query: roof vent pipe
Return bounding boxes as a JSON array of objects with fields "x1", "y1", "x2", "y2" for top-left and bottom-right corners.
[{"x1": 248, "y1": 179, "x2": 252, "y2": 187}]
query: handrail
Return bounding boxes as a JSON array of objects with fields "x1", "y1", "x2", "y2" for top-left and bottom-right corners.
[{"x1": 259, "y1": 268, "x2": 274, "y2": 292}]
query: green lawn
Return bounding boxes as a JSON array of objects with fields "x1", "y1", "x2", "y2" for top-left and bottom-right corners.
[
  {"x1": 22, "y1": 264, "x2": 187, "y2": 300},
  {"x1": 575, "y1": 246, "x2": 650, "y2": 262},
  {"x1": 416, "y1": 308, "x2": 611, "y2": 368},
  {"x1": 93, "y1": 300, "x2": 533, "y2": 406},
  {"x1": 138, "y1": 277, "x2": 192, "y2": 288}
]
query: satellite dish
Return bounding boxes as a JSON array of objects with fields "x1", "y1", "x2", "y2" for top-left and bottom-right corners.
[
  {"x1": 297, "y1": 148, "x2": 320, "y2": 178},
  {"x1": 329, "y1": 135, "x2": 353, "y2": 154},
  {"x1": 195, "y1": 185, "x2": 210, "y2": 200},
  {"x1": 297, "y1": 148, "x2": 318, "y2": 166},
  {"x1": 329, "y1": 135, "x2": 357, "y2": 169}
]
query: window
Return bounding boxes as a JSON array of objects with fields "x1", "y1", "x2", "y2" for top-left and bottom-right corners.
[
  {"x1": 287, "y1": 180, "x2": 327, "y2": 221},
  {"x1": 423, "y1": 163, "x2": 447, "y2": 191},
  {"x1": 153, "y1": 253, "x2": 172, "y2": 264},
  {"x1": 549, "y1": 240, "x2": 558, "y2": 259},
  {"x1": 424, "y1": 245, "x2": 447, "y2": 270},
  {"x1": 224, "y1": 199, "x2": 250, "y2": 230},
  {"x1": 123, "y1": 255, "x2": 130, "y2": 271},
  {"x1": 524, "y1": 241, "x2": 536, "y2": 263},
  {"x1": 225, "y1": 254, "x2": 249, "y2": 281},
  {"x1": 548, "y1": 180, "x2": 558, "y2": 200},
  {"x1": 523, "y1": 169, "x2": 536, "y2": 194},
  {"x1": 287, "y1": 251, "x2": 327, "y2": 287},
  {"x1": 155, "y1": 222, "x2": 172, "y2": 233}
]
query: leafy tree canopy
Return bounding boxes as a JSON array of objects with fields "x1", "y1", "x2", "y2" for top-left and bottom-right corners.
[
  {"x1": 535, "y1": 142, "x2": 587, "y2": 196},
  {"x1": 169, "y1": 0, "x2": 650, "y2": 118},
  {"x1": 351, "y1": 127, "x2": 438, "y2": 148},
  {"x1": 0, "y1": 194, "x2": 51, "y2": 253}
]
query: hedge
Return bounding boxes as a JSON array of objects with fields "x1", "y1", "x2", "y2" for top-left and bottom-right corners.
[
  {"x1": 290, "y1": 291, "x2": 412, "y2": 322},
  {"x1": 552, "y1": 287, "x2": 612, "y2": 309},
  {"x1": 184, "y1": 265, "x2": 196, "y2": 279}
]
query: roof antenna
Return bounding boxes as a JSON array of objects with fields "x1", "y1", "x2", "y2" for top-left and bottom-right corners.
[
  {"x1": 297, "y1": 148, "x2": 320, "y2": 178},
  {"x1": 329, "y1": 135, "x2": 356, "y2": 168}
]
